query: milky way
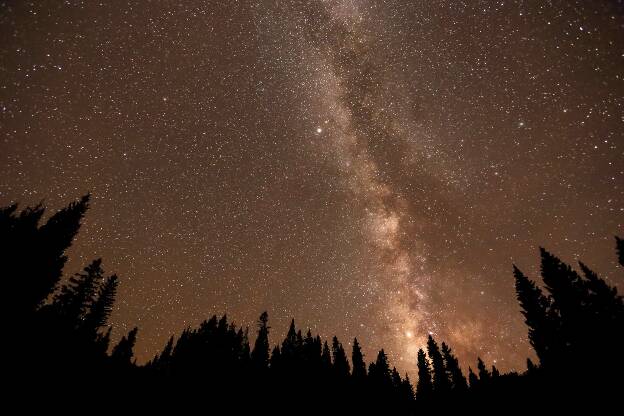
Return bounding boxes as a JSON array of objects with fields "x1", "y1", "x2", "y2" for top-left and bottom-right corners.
[{"x1": 1, "y1": 0, "x2": 623, "y2": 376}]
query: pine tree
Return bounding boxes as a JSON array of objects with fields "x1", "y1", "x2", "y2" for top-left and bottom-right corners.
[
  {"x1": 52, "y1": 259, "x2": 104, "y2": 329},
  {"x1": 82, "y1": 274, "x2": 118, "y2": 337},
  {"x1": 240, "y1": 327, "x2": 251, "y2": 364},
  {"x1": 416, "y1": 348, "x2": 433, "y2": 400},
  {"x1": 513, "y1": 265, "x2": 555, "y2": 366},
  {"x1": 477, "y1": 357, "x2": 490, "y2": 382},
  {"x1": 94, "y1": 326, "x2": 112, "y2": 356},
  {"x1": 332, "y1": 336, "x2": 350, "y2": 377},
  {"x1": 401, "y1": 374, "x2": 415, "y2": 402},
  {"x1": 351, "y1": 338, "x2": 366, "y2": 379},
  {"x1": 302, "y1": 329, "x2": 319, "y2": 365},
  {"x1": 270, "y1": 345, "x2": 281, "y2": 370},
  {"x1": 391, "y1": 367, "x2": 402, "y2": 388},
  {"x1": 468, "y1": 367, "x2": 479, "y2": 388},
  {"x1": 111, "y1": 327, "x2": 139, "y2": 365},
  {"x1": 321, "y1": 340, "x2": 332, "y2": 371},
  {"x1": 25, "y1": 195, "x2": 90, "y2": 312},
  {"x1": 155, "y1": 336, "x2": 174, "y2": 370},
  {"x1": 616, "y1": 236, "x2": 623, "y2": 267},
  {"x1": 539, "y1": 248, "x2": 586, "y2": 359},
  {"x1": 370, "y1": 349, "x2": 392, "y2": 387},
  {"x1": 281, "y1": 319, "x2": 298, "y2": 363},
  {"x1": 441, "y1": 342, "x2": 467, "y2": 392},
  {"x1": 427, "y1": 335, "x2": 450, "y2": 394},
  {"x1": 251, "y1": 311, "x2": 270, "y2": 370}
]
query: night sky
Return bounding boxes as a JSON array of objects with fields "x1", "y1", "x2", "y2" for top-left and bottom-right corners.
[{"x1": 1, "y1": 0, "x2": 623, "y2": 376}]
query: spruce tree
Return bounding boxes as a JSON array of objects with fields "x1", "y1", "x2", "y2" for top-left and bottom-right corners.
[
  {"x1": 270, "y1": 345, "x2": 281, "y2": 370},
  {"x1": 427, "y1": 335, "x2": 450, "y2": 394},
  {"x1": 82, "y1": 274, "x2": 118, "y2": 337},
  {"x1": 281, "y1": 319, "x2": 298, "y2": 363},
  {"x1": 416, "y1": 348, "x2": 433, "y2": 400},
  {"x1": 351, "y1": 338, "x2": 366, "y2": 379},
  {"x1": 513, "y1": 265, "x2": 555, "y2": 366},
  {"x1": 391, "y1": 367, "x2": 402, "y2": 388},
  {"x1": 321, "y1": 340, "x2": 332, "y2": 371},
  {"x1": 616, "y1": 236, "x2": 623, "y2": 267},
  {"x1": 331, "y1": 336, "x2": 350, "y2": 377},
  {"x1": 468, "y1": 367, "x2": 479, "y2": 388},
  {"x1": 111, "y1": 327, "x2": 139, "y2": 365},
  {"x1": 401, "y1": 375, "x2": 415, "y2": 402},
  {"x1": 15, "y1": 195, "x2": 90, "y2": 313},
  {"x1": 370, "y1": 349, "x2": 392, "y2": 387},
  {"x1": 251, "y1": 311, "x2": 270, "y2": 369},
  {"x1": 477, "y1": 357, "x2": 490, "y2": 382},
  {"x1": 52, "y1": 258, "x2": 104, "y2": 330},
  {"x1": 539, "y1": 248, "x2": 586, "y2": 360},
  {"x1": 441, "y1": 342, "x2": 467, "y2": 392}
]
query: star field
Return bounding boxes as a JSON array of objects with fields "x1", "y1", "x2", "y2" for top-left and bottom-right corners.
[{"x1": 1, "y1": 0, "x2": 623, "y2": 376}]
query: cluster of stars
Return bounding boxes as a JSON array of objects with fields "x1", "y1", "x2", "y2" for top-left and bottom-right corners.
[{"x1": 0, "y1": 0, "x2": 622, "y2": 376}]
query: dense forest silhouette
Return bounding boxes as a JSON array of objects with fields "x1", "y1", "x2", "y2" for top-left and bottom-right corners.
[{"x1": 3, "y1": 195, "x2": 623, "y2": 412}]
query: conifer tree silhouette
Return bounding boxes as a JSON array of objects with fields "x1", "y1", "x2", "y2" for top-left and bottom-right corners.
[
  {"x1": 270, "y1": 345, "x2": 281, "y2": 370},
  {"x1": 251, "y1": 311, "x2": 270, "y2": 370},
  {"x1": 2, "y1": 195, "x2": 90, "y2": 319},
  {"x1": 513, "y1": 265, "x2": 555, "y2": 366},
  {"x1": 468, "y1": 367, "x2": 479, "y2": 388},
  {"x1": 441, "y1": 342, "x2": 467, "y2": 392},
  {"x1": 400, "y1": 374, "x2": 415, "y2": 402},
  {"x1": 321, "y1": 341, "x2": 332, "y2": 371},
  {"x1": 6, "y1": 193, "x2": 624, "y2": 410},
  {"x1": 370, "y1": 349, "x2": 392, "y2": 388},
  {"x1": 477, "y1": 357, "x2": 490, "y2": 382},
  {"x1": 281, "y1": 319, "x2": 298, "y2": 364},
  {"x1": 83, "y1": 274, "x2": 117, "y2": 332},
  {"x1": 331, "y1": 336, "x2": 350, "y2": 378},
  {"x1": 416, "y1": 348, "x2": 433, "y2": 401},
  {"x1": 112, "y1": 327, "x2": 139, "y2": 365},
  {"x1": 51, "y1": 259, "x2": 103, "y2": 329},
  {"x1": 427, "y1": 335, "x2": 450, "y2": 395},
  {"x1": 616, "y1": 236, "x2": 623, "y2": 267},
  {"x1": 351, "y1": 337, "x2": 366, "y2": 379}
]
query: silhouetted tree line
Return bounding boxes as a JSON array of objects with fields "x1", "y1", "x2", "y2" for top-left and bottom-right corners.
[{"x1": 3, "y1": 195, "x2": 623, "y2": 411}]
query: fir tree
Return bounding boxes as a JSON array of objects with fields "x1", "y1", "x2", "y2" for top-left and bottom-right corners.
[
  {"x1": 251, "y1": 311, "x2": 270, "y2": 369},
  {"x1": 441, "y1": 342, "x2": 467, "y2": 392},
  {"x1": 82, "y1": 274, "x2": 118, "y2": 338},
  {"x1": 391, "y1": 367, "x2": 402, "y2": 388},
  {"x1": 321, "y1": 340, "x2": 332, "y2": 371},
  {"x1": 477, "y1": 357, "x2": 490, "y2": 382},
  {"x1": 281, "y1": 319, "x2": 298, "y2": 363},
  {"x1": 332, "y1": 336, "x2": 350, "y2": 377},
  {"x1": 513, "y1": 265, "x2": 555, "y2": 366},
  {"x1": 351, "y1": 337, "x2": 366, "y2": 379},
  {"x1": 401, "y1": 375, "x2": 415, "y2": 402},
  {"x1": 468, "y1": 367, "x2": 479, "y2": 388},
  {"x1": 52, "y1": 258, "x2": 104, "y2": 330},
  {"x1": 427, "y1": 335, "x2": 450, "y2": 394},
  {"x1": 370, "y1": 349, "x2": 392, "y2": 388},
  {"x1": 112, "y1": 327, "x2": 139, "y2": 365},
  {"x1": 416, "y1": 348, "x2": 433, "y2": 401},
  {"x1": 270, "y1": 345, "x2": 281, "y2": 370}
]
